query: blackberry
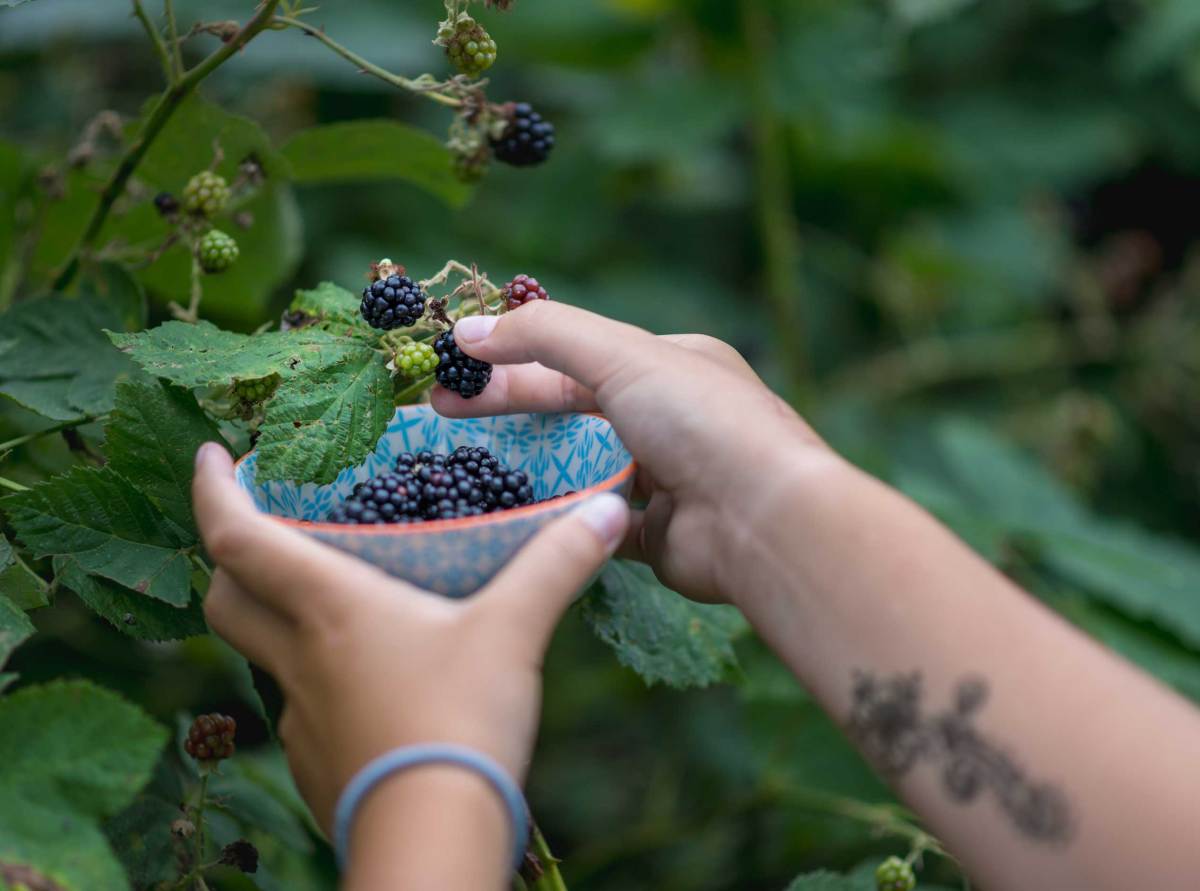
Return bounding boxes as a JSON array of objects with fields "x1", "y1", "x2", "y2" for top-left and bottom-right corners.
[
  {"x1": 434, "y1": 326, "x2": 492, "y2": 398},
  {"x1": 198, "y1": 229, "x2": 239, "y2": 273},
  {"x1": 441, "y1": 15, "x2": 497, "y2": 78},
  {"x1": 502, "y1": 273, "x2": 550, "y2": 311},
  {"x1": 361, "y1": 274, "x2": 427, "y2": 330},
  {"x1": 875, "y1": 856, "x2": 916, "y2": 891},
  {"x1": 395, "y1": 340, "x2": 438, "y2": 378},
  {"x1": 233, "y1": 375, "x2": 278, "y2": 403},
  {"x1": 184, "y1": 713, "x2": 236, "y2": 763},
  {"x1": 183, "y1": 170, "x2": 230, "y2": 217},
  {"x1": 220, "y1": 839, "x2": 259, "y2": 874},
  {"x1": 154, "y1": 191, "x2": 180, "y2": 217},
  {"x1": 490, "y1": 102, "x2": 555, "y2": 167},
  {"x1": 325, "y1": 446, "x2": 537, "y2": 524}
]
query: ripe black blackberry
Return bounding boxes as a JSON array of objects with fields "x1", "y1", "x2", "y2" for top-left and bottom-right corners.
[
  {"x1": 184, "y1": 713, "x2": 237, "y2": 763},
  {"x1": 361, "y1": 273, "x2": 427, "y2": 330},
  {"x1": 434, "y1": 326, "x2": 492, "y2": 398},
  {"x1": 491, "y1": 102, "x2": 555, "y2": 167}
]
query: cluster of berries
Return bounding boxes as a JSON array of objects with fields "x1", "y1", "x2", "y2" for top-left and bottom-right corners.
[
  {"x1": 441, "y1": 15, "x2": 497, "y2": 78},
  {"x1": 875, "y1": 857, "x2": 917, "y2": 891},
  {"x1": 183, "y1": 713, "x2": 237, "y2": 764},
  {"x1": 233, "y1": 376, "x2": 278, "y2": 404},
  {"x1": 361, "y1": 273, "x2": 427, "y2": 330},
  {"x1": 155, "y1": 170, "x2": 241, "y2": 275},
  {"x1": 326, "y1": 446, "x2": 560, "y2": 524}
]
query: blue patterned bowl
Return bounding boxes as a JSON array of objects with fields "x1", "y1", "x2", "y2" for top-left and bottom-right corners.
[{"x1": 234, "y1": 405, "x2": 635, "y2": 598}]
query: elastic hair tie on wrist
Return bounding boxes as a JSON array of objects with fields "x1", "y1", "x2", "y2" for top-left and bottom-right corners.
[{"x1": 333, "y1": 743, "x2": 530, "y2": 873}]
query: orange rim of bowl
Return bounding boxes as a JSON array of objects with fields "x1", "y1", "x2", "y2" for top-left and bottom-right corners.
[{"x1": 232, "y1": 409, "x2": 636, "y2": 535}]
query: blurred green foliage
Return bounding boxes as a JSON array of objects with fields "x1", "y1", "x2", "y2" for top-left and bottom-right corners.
[{"x1": 2, "y1": 0, "x2": 1200, "y2": 888}]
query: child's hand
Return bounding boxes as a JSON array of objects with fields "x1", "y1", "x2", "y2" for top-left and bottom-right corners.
[
  {"x1": 191, "y1": 443, "x2": 628, "y2": 831},
  {"x1": 432, "y1": 302, "x2": 837, "y2": 605}
]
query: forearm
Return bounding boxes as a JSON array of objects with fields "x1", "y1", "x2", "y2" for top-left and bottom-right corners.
[
  {"x1": 728, "y1": 455, "x2": 1200, "y2": 889},
  {"x1": 344, "y1": 766, "x2": 510, "y2": 891}
]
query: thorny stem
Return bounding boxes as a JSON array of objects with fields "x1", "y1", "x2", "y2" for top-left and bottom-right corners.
[
  {"x1": 0, "y1": 415, "x2": 108, "y2": 454},
  {"x1": 0, "y1": 476, "x2": 31, "y2": 493},
  {"x1": 52, "y1": 0, "x2": 282, "y2": 292},
  {"x1": 164, "y1": 0, "x2": 184, "y2": 78},
  {"x1": 132, "y1": 0, "x2": 174, "y2": 85},
  {"x1": 421, "y1": 259, "x2": 500, "y2": 297},
  {"x1": 272, "y1": 16, "x2": 465, "y2": 108},
  {"x1": 188, "y1": 772, "x2": 211, "y2": 890},
  {"x1": 526, "y1": 824, "x2": 569, "y2": 891}
]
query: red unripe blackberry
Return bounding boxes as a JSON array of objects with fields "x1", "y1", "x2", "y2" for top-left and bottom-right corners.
[
  {"x1": 184, "y1": 713, "x2": 237, "y2": 763},
  {"x1": 434, "y1": 326, "x2": 493, "y2": 398},
  {"x1": 502, "y1": 274, "x2": 550, "y2": 311}
]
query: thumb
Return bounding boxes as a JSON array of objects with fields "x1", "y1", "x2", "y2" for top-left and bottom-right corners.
[{"x1": 475, "y1": 493, "x2": 629, "y2": 648}]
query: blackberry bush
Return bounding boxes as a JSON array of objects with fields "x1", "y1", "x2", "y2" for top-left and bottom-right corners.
[
  {"x1": 183, "y1": 170, "x2": 230, "y2": 217},
  {"x1": 198, "y1": 229, "x2": 239, "y2": 273},
  {"x1": 434, "y1": 325, "x2": 493, "y2": 398},
  {"x1": 503, "y1": 273, "x2": 550, "y2": 310},
  {"x1": 491, "y1": 102, "x2": 555, "y2": 167},
  {"x1": 362, "y1": 273, "x2": 427, "y2": 330}
]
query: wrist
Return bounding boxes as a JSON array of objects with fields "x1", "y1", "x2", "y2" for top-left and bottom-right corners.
[{"x1": 345, "y1": 764, "x2": 510, "y2": 891}]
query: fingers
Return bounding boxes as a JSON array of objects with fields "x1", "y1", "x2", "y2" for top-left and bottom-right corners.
[
  {"x1": 662, "y1": 334, "x2": 761, "y2": 383},
  {"x1": 431, "y1": 362, "x2": 598, "y2": 418},
  {"x1": 451, "y1": 302, "x2": 661, "y2": 395},
  {"x1": 474, "y1": 493, "x2": 629, "y2": 649},
  {"x1": 192, "y1": 442, "x2": 399, "y2": 618},
  {"x1": 203, "y1": 569, "x2": 293, "y2": 671}
]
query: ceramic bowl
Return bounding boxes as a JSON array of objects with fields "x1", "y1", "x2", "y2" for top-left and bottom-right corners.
[{"x1": 234, "y1": 405, "x2": 635, "y2": 597}]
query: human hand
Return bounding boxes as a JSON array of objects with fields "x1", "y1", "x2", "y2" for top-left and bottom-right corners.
[
  {"x1": 431, "y1": 302, "x2": 838, "y2": 605},
  {"x1": 191, "y1": 442, "x2": 628, "y2": 832}
]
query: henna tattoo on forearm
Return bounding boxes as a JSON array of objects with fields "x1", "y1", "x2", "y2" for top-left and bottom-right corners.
[{"x1": 847, "y1": 671, "x2": 1074, "y2": 844}]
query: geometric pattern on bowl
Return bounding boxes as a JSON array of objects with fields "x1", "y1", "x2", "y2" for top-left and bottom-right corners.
[{"x1": 235, "y1": 405, "x2": 635, "y2": 598}]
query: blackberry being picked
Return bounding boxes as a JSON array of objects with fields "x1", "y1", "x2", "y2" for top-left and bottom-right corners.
[
  {"x1": 198, "y1": 229, "x2": 239, "y2": 273},
  {"x1": 183, "y1": 170, "x2": 230, "y2": 217},
  {"x1": 490, "y1": 102, "x2": 555, "y2": 167},
  {"x1": 184, "y1": 713, "x2": 237, "y2": 763},
  {"x1": 502, "y1": 273, "x2": 550, "y2": 311},
  {"x1": 875, "y1": 857, "x2": 916, "y2": 891},
  {"x1": 361, "y1": 273, "x2": 427, "y2": 330},
  {"x1": 434, "y1": 326, "x2": 492, "y2": 398}
]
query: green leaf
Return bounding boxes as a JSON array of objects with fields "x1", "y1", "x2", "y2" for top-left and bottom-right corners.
[
  {"x1": 0, "y1": 592, "x2": 34, "y2": 674},
  {"x1": 255, "y1": 343, "x2": 394, "y2": 483},
  {"x1": 0, "y1": 680, "x2": 167, "y2": 891},
  {"x1": 106, "y1": 377, "x2": 227, "y2": 536},
  {"x1": 582, "y1": 560, "x2": 746, "y2": 688},
  {"x1": 103, "y1": 794, "x2": 177, "y2": 891},
  {"x1": 109, "y1": 321, "x2": 365, "y2": 390},
  {"x1": 288, "y1": 280, "x2": 372, "y2": 335},
  {"x1": 79, "y1": 262, "x2": 148, "y2": 332},
  {"x1": 0, "y1": 296, "x2": 134, "y2": 421},
  {"x1": 56, "y1": 559, "x2": 206, "y2": 643},
  {"x1": 281, "y1": 120, "x2": 470, "y2": 207},
  {"x1": 783, "y1": 870, "x2": 869, "y2": 891},
  {"x1": 0, "y1": 533, "x2": 49, "y2": 610},
  {"x1": 4, "y1": 467, "x2": 193, "y2": 606}
]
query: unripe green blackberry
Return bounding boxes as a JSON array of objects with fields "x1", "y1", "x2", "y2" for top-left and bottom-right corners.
[
  {"x1": 440, "y1": 16, "x2": 497, "y2": 78},
  {"x1": 233, "y1": 374, "x2": 279, "y2": 404},
  {"x1": 184, "y1": 713, "x2": 237, "y2": 763},
  {"x1": 183, "y1": 170, "x2": 230, "y2": 217},
  {"x1": 396, "y1": 340, "x2": 438, "y2": 378},
  {"x1": 198, "y1": 229, "x2": 239, "y2": 273},
  {"x1": 875, "y1": 856, "x2": 916, "y2": 891},
  {"x1": 451, "y1": 146, "x2": 490, "y2": 184}
]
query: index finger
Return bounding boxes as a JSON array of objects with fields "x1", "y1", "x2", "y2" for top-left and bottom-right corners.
[
  {"x1": 448, "y1": 301, "x2": 663, "y2": 397},
  {"x1": 191, "y1": 442, "x2": 399, "y2": 619}
]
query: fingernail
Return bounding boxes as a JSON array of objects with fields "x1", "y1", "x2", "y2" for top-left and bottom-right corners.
[
  {"x1": 574, "y1": 493, "x2": 629, "y2": 552},
  {"x1": 194, "y1": 441, "x2": 221, "y2": 469},
  {"x1": 454, "y1": 314, "x2": 498, "y2": 344}
]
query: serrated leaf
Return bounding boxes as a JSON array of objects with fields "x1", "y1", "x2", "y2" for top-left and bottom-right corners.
[
  {"x1": 0, "y1": 296, "x2": 134, "y2": 421},
  {"x1": 783, "y1": 870, "x2": 869, "y2": 891},
  {"x1": 255, "y1": 344, "x2": 393, "y2": 484},
  {"x1": 281, "y1": 120, "x2": 469, "y2": 207},
  {"x1": 288, "y1": 281, "x2": 372, "y2": 334},
  {"x1": 0, "y1": 593, "x2": 34, "y2": 673},
  {"x1": 106, "y1": 377, "x2": 227, "y2": 536},
  {"x1": 56, "y1": 559, "x2": 206, "y2": 643},
  {"x1": 103, "y1": 794, "x2": 177, "y2": 890},
  {"x1": 4, "y1": 467, "x2": 193, "y2": 605},
  {"x1": 109, "y1": 322, "x2": 364, "y2": 389},
  {"x1": 0, "y1": 533, "x2": 49, "y2": 610},
  {"x1": 582, "y1": 560, "x2": 746, "y2": 688},
  {"x1": 0, "y1": 680, "x2": 166, "y2": 891}
]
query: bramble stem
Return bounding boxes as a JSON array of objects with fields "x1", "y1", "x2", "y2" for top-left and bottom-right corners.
[
  {"x1": 53, "y1": 0, "x2": 282, "y2": 292},
  {"x1": 272, "y1": 15, "x2": 463, "y2": 108},
  {"x1": 0, "y1": 415, "x2": 108, "y2": 454},
  {"x1": 0, "y1": 476, "x2": 31, "y2": 493},
  {"x1": 527, "y1": 824, "x2": 569, "y2": 891},
  {"x1": 164, "y1": 0, "x2": 183, "y2": 77},
  {"x1": 132, "y1": 0, "x2": 173, "y2": 85}
]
